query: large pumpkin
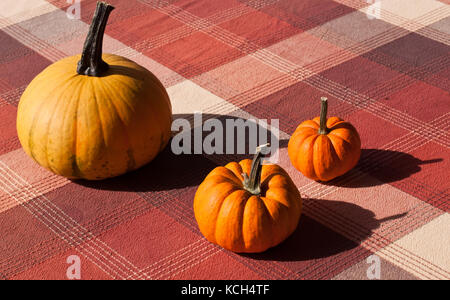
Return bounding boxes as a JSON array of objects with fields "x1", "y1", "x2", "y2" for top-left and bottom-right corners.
[
  {"x1": 288, "y1": 97, "x2": 361, "y2": 181},
  {"x1": 194, "y1": 144, "x2": 302, "y2": 253},
  {"x1": 16, "y1": 3, "x2": 172, "y2": 180}
]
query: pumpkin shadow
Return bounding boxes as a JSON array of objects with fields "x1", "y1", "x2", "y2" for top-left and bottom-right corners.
[
  {"x1": 242, "y1": 199, "x2": 407, "y2": 262},
  {"x1": 324, "y1": 149, "x2": 442, "y2": 188},
  {"x1": 72, "y1": 146, "x2": 217, "y2": 192},
  {"x1": 73, "y1": 113, "x2": 282, "y2": 192}
]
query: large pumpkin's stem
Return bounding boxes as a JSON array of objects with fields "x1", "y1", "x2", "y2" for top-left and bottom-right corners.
[
  {"x1": 77, "y1": 2, "x2": 114, "y2": 76},
  {"x1": 242, "y1": 144, "x2": 271, "y2": 195},
  {"x1": 318, "y1": 97, "x2": 329, "y2": 135}
]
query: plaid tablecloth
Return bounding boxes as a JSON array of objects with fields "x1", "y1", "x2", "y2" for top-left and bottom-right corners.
[{"x1": 1, "y1": 0, "x2": 449, "y2": 280}]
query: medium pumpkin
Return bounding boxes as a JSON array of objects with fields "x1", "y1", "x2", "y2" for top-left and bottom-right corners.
[
  {"x1": 194, "y1": 145, "x2": 302, "y2": 253},
  {"x1": 288, "y1": 97, "x2": 361, "y2": 181},
  {"x1": 16, "y1": 3, "x2": 172, "y2": 180}
]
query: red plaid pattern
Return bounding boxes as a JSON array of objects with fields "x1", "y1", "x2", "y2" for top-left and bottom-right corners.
[{"x1": 0, "y1": 0, "x2": 449, "y2": 280}]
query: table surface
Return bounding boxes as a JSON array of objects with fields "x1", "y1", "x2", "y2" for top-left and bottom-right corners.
[{"x1": 0, "y1": 0, "x2": 449, "y2": 280}]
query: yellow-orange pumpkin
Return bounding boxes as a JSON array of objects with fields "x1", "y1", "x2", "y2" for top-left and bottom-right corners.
[
  {"x1": 288, "y1": 97, "x2": 361, "y2": 181},
  {"x1": 194, "y1": 145, "x2": 302, "y2": 253},
  {"x1": 16, "y1": 3, "x2": 172, "y2": 180}
]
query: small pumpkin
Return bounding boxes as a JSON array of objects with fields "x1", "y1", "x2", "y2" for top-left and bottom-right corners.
[
  {"x1": 16, "y1": 2, "x2": 172, "y2": 180},
  {"x1": 288, "y1": 97, "x2": 361, "y2": 181},
  {"x1": 194, "y1": 144, "x2": 302, "y2": 253}
]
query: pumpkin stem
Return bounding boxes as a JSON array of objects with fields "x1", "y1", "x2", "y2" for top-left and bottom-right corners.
[
  {"x1": 77, "y1": 2, "x2": 114, "y2": 76},
  {"x1": 318, "y1": 97, "x2": 329, "y2": 135},
  {"x1": 243, "y1": 143, "x2": 270, "y2": 195}
]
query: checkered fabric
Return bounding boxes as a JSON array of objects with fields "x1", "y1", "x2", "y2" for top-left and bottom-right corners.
[{"x1": 0, "y1": 0, "x2": 449, "y2": 280}]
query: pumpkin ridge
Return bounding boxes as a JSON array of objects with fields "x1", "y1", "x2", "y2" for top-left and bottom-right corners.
[
  {"x1": 291, "y1": 127, "x2": 317, "y2": 141},
  {"x1": 327, "y1": 131, "x2": 353, "y2": 146},
  {"x1": 326, "y1": 116, "x2": 344, "y2": 128},
  {"x1": 328, "y1": 121, "x2": 355, "y2": 132},
  {"x1": 71, "y1": 77, "x2": 88, "y2": 178},
  {"x1": 116, "y1": 69, "x2": 172, "y2": 159},
  {"x1": 326, "y1": 134, "x2": 353, "y2": 175},
  {"x1": 25, "y1": 103, "x2": 43, "y2": 162},
  {"x1": 312, "y1": 135, "x2": 324, "y2": 180},
  {"x1": 312, "y1": 116, "x2": 321, "y2": 126},
  {"x1": 109, "y1": 85, "x2": 137, "y2": 172},
  {"x1": 104, "y1": 65, "x2": 171, "y2": 169},
  {"x1": 206, "y1": 166, "x2": 236, "y2": 182},
  {"x1": 263, "y1": 174, "x2": 299, "y2": 197},
  {"x1": 329, "y1": 125, "x2": 361, "y2": 149},
  {"x1": 105, "y1": 59, "x2": 165, "y2": 100},
  {"x1": 296, "y1": 134, "x2": 319, "y2": 176},
  {"x1": 64, "y1": 77, "x2": 85, "y2": 178},
  {"x1": 298, "y1": 119, "x2": 319, "y2": 130},
  {"x1": 26, "y1": 73, "x2": 76, "y2": 164},
  {"x1": 225, "y1": 161, "x2": 245, "y2": 182},
  {"x1": 101, "y1": 74, "x2": 139, "y2": 123},
  {"x1": 290, "y1": 128, "x2": 317, "y2": 147},
  {"x1": 107, "y1": 68, "x2": 145, "y2": 92},
  {"x1": 195, "y1": 180, "x2": 239, "y2": 244},
  {"x1": 267, "y1": 184, "x2": 301, "y2": 233},
  {"x1": 259, "y1": 196, "x2": 287, "y2": 248},
  {"x1": 204, "y1": 174, "x2": 242, "y2": 188},
  {"x1": 26, "y1": 113, "x2": 40, "y2": 162},
  {"x1": 242, "y1": 195, "x2": 272, "y2": 252},
  {"x1": 222, "y1": 169, "x2": 245, "y2": 187},
  {"x1": 260, "y1": 171, "x2": 284, "y2": 190},
  {"x1": 288, "y1": 132, "x2": 309, "y2": 171},
  {"x1": 99, "y1": 77, "x2": 136, "y2": 172},
  {"x1": 313, "y1": 135, "x2": 341, "y2": 181},
  {"x1": 214, "y1": 189, "x2": 248, "y2": 249},
  {"x1": 195, "y1": 180, "x2": 239, "y2": 216},
  {"x1": 261, "y1": 191, "x2": 290, "y2": 210},
  {"x1": 91, "y1": 79, "x2": 108, "y2": 173},
  {"x1": 44, "y1": 76, "x2": 82, "y2": 174}
]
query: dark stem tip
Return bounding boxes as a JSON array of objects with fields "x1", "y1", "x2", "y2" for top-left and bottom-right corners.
[{"x1": 77, "y1": 2, "x2": 115, "y2": 76}]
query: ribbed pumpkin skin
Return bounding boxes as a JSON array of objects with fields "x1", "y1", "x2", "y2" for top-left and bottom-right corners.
[
  {"x1": 17, "y1": 54, "x2": 172, "y2": 180},
  {"x1": 288, "y1": 116, "x2": 361, "y2": 182},
  {"x1": 194, "y1": 159, "x2": 302, "y2": 253}
]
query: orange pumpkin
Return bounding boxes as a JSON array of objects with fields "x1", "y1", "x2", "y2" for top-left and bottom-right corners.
[
  {"x1": 194, "y1": 144, "x2": 302, "y2": 253},
  {"x1": 16, "y1": 3, "x2": 172, "y2": 180},
  {"x1": 288, "y1": 97, "x2": 361, "y2": 181}
]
